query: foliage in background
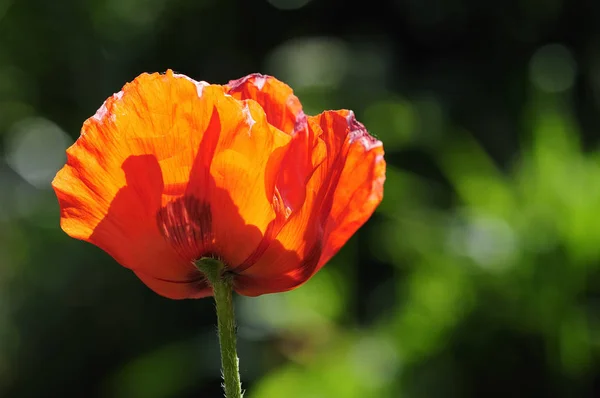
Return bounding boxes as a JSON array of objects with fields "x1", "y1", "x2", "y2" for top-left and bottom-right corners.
[{"x1": 1, "y1": 0, "x2": 600, "y2": 397}]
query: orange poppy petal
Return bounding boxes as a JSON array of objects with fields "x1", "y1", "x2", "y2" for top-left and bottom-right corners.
[
  {"x1": 315, "y1": 111, "x2": 386, "y2": 268},
  {"x1": 53, "y1": 70, "x2": 291, "y2": 298},
  {"x1": 134, "y1": 270, "x2": 212, "y2": 299},
  {"x1": 225, "y1": 74, "x2": 305, "y2": 136},
  {"x1": 225, "y1": 73, "x2": 316, "y2": 218},
  {"x1": 225, "y1": 74, "x2": 324, "y2": 271},
  {"x1": 234, "y1": 110, "x2": 385, "y2": 296},
  {"x1": 201, "y1": 97, "x2": 291, "y2": 267},
  {"x1": 52, "y1": 73, "x2": 203, "y2": 297}
]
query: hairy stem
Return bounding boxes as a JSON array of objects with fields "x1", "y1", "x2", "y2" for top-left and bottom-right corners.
[{"x1": 196, "y1": 257, "x2": 242, "y2": 398}]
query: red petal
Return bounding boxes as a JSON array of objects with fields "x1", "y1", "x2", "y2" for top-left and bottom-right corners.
[
  {"x1": 225, "y1": 74, "x2": 306, "y2": 136},
  {"x1": 226, "y1": 74, "x2": 323, "y2": 272},
  {"x1": 235, "y1": 110, "x2": 385, "y2": 296},
  {"x1": 315, "y1": 110, "x2": 385, "y2": 267},
  {"x1": 134, "y1": 270, "x2": 212, "y2": 299}
]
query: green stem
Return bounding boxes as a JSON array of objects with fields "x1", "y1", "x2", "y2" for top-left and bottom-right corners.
[{"x1": 196, "y1": 257, "x2": 243, "y2": 398}]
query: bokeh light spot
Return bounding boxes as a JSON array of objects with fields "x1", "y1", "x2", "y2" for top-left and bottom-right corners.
[
  {"x1": 266, "y1": 37, "x2": 349, "y2": 89},
  {"x1": 447, "y1": 212, "x2": 518, "y2": 270},
  {"x1": 529, "y1": 43, "x2": 577, "y2": 93},
  {"x1": 4, "y1": 117, "x2": 72, "y2": 189},
  {"x1": 350, "y1": 335, "x2": 399, "y2": 389}
]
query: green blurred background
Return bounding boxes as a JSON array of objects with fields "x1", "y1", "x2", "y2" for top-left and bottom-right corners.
[{"x1": 1, "y1": 0, "x2": 600, "y2": 396}]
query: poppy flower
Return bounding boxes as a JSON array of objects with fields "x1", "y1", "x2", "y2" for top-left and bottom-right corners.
[{"x1": 52, "y1": 70, "x2": 385, "y2": 299}]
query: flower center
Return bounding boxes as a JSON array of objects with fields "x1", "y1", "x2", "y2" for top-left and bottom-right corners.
[{"x1": 156, "y1": 196, "x2": 214, "y2": 261}]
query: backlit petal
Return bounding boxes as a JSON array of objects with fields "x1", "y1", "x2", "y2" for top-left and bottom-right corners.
[
  {"x1": 315, "y1": 110, "x2": 386, "y2": 267},
  {"x1": 235, "y1": 110, "x2": 384, "y2": 296},
  {"x1": 53, "y1": 72, "x2": 206, "y2": 298},
  {"x1": 203, "y1": 98, "x2": 291, "y2": 267},
  {"x1": 53, "y1": 70, "x2": 291, "y2": 298},
  {"x1": 226, "y1": 74, "x2": 323, "y2": 272},
  {"x1": 225, "y1": 74, "x2": 305, "y2": 136}
]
